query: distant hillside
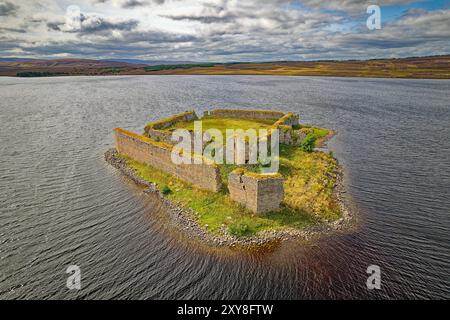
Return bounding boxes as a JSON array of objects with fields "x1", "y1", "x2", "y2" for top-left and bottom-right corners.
[
  {"x1": 99, "y1": 59, "x2": 198, "y2": 65},
  {"x1": 0, "y1": 58, "x2": 144, "y2": 76},
  {"x1": 1, "y1": 55, "x2": 449, "y2": 79}
]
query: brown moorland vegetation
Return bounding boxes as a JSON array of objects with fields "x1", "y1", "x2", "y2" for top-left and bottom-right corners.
[{"x1": 1, "y1": 55, "x2": 449, "y2": 78}]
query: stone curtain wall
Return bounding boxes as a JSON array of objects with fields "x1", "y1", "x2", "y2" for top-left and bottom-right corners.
[
  {"x1": 273, "y1": 112, "x2": 299, "y2": 127},
  {"x1": 278, "y1": 129, "x2": 306, "y2": 145},
  {"x1": 207, "y1": 109, "x2": 285, "y2": 120},
  {"x1": 270, "y1": 112, "x2": 303, "y2": 145},
  {"x1": 144, "y1": 128, "x2": 173, "y2": 144},
  {"x1": 228, "y1": 170, "x2": 284, "y2": 213},
  {"x1": 114, "y1": 128, "x2": 222, "y2": 192},
  {"x1": 146, "y1": 111, "x2": 198, "y2": 130},
  {"x1": 206, "y1": 109, "x2": 303, "y2": 145},
  {"x1": 144, "y1": 109, "x2": 303, "y2": 146},
  {"x1": 144, "y1": 111, "x2": 198, "y2": 144}
]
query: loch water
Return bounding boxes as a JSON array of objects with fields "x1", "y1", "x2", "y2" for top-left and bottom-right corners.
[{"x1": 0, "y1": 75, "x2": 449, "y2": 299}]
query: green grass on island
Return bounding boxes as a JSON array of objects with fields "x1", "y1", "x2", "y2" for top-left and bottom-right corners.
[
  {"x1": 119, "y1": 124, "x2": 341, "y2": 237},
  {"x1": 165, "y1": 116, "x2": 331, "y2": 143},
  {"x1": 164, "y1": 116, "x2": 276, "y2": 136}
]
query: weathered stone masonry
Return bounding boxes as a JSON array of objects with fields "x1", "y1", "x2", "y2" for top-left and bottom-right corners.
[
  {"x1": 144, "y1": 110, "x2": 198, "y2": 144},
  {"x1": 113, "y1": 108, "x2": 301, "y2": 213},
  {"x1": 114, "y1": 128, "x2": 221, "y2": 192},
  {"x1": 207, "y1": 109, "x2": 285, "y2": 120},
  {"x1": 228, "y1": 170, "x2": 284, "y2": 213}
]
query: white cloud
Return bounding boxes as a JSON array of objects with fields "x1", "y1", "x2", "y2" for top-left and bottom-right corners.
[{"x1": 0, "y1": 0, "x2": 448, "y2": 61}]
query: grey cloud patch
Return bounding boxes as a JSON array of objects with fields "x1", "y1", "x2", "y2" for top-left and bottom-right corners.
[
  {"x1": 77, "y1": 14, "x2": 138, "y2": 34},
  {"x1": 164, "y1": 13, "x2": 237, "y2": 24},
  {"x1": 337, "y1": 36, "x2": 425, "y2": 49},
  {"x1": 91, "y1": 0, "x2": 164, "y2": 7},
  {"x1": 301, "y1": 0, "x2": 416, "y2": 12},
  {"x1": 121, "y1": 0, "x2": 146, "y2": 8},
  {"x1": 163, "y1": 1, "x2": 341, "y2": 39},
  {"x1": 127, "y1": 0, "x2": 166, "y2": 5},
  {"x1": 0, "y1": 1, "x2": 18, "y2": 16},
  {"x1": 0, "y1": 27, "x2": 26, "y2": 34},
  {"x1": 401, "y1": 8, "x2": 428, "y2": 18},
  {"x1": 45, "y1": 12, "x2": 139, "y2": 35},
  {"x1": 47, "y1": 21, "x2": 64, "y2": 31},
  {"x1": 6, "y1": 32, "x2": 198, "y2": 60},
  {"x1": 123, "y1": 30, "x2": 197, "y2": 43},
  {"x1": 333, "y1": 9, "x2": 450, "y2": 52},
  {"x1": 163, "y1": 1, "x2": 237, "y2": 24}
]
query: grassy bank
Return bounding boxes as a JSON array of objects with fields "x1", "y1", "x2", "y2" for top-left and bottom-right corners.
[{"x1": 120, "y1": 125, "x2": 340, "y2": 237}]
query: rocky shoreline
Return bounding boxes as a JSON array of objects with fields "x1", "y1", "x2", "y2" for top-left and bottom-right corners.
[{"x1": 105, "y1": 148, "x2": 354, "y2": 248}]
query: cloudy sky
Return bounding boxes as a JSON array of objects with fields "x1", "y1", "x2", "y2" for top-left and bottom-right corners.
[{"x1": 0, "y1": 0, "x2": 449, "y2": 61}]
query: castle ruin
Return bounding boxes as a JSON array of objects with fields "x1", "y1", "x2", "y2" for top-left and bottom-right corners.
[{"x1": 113, "y1": 109, "x2": 303, "y2": 213}]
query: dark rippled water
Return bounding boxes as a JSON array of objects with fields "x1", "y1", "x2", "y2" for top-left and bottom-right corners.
[{"x1": 0, "y1": 76, "x2": 449, "y2": 299}]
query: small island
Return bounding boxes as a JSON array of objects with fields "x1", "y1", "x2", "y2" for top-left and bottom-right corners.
[{"x1": 105, "y1": 109, "x2": 352, "y2": 247}]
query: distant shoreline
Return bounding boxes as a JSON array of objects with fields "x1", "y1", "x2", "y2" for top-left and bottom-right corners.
[{"x1": 1, "y1": 55, "x2": 449, "y2": 79}]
